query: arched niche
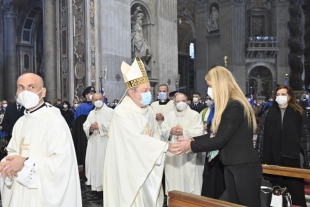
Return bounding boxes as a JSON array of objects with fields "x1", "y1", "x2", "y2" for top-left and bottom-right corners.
[
  {"x1": 209, "y1": 2, "x2": 219, "y2": 14},
  {"x1": 17, "y1": 6, "x2": 43, "y2": 76},
  {"x1": 130, "y1": 2, "x2": 153, "y2": 74},
  {"x1": 246, "y1": 63, "x2": 276, "y2": 98}
]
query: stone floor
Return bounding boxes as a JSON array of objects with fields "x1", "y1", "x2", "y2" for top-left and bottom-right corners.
[
  {"x1": 81, "y1": 181, "x2": 103, "y2": 207},
  {"x1": 80, "y1": 180, "x2": 168, "y2": 207}
]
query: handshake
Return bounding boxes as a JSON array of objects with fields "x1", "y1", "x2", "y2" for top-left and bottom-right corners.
[{"x1": 167, "y1": 137, "x2": 193, "y2": 156}]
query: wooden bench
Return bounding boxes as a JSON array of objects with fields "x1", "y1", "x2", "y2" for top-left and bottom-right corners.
[
  {"x1": 262, "y1": 165, "x2": 310, "y2": 207},
  {"x1": 168, "y1": 191, "x2": 245, "y2": 207},
  {"x1": 262, "y1": 164, "x2": 310, "y2": 179}
]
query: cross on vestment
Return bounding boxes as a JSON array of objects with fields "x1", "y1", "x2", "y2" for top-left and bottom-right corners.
[{"x1": 19, "y1": 137, "x2": 30, "y2": 155}]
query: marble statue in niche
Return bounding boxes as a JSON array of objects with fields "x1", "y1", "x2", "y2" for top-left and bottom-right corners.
[
  {"x1": 251, "y1": 75, "x2": 265, "y2": 96},
  {"x1": 206, "y1": 7, "x2": 219, "y2": 33},
  {"x1": 131, "y1": 6, "x2": 152, "y2": 72}
]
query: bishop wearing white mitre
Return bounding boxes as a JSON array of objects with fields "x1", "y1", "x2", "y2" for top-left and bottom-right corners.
[{"x1": 104, "y1": 57, "x2": 182, "y2": 207}]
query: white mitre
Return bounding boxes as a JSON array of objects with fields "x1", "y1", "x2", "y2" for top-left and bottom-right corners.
[{"x1": 121, "y1": 57, "x2": 149, "y2": 89}]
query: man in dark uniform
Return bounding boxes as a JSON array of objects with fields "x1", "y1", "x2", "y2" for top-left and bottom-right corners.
[
  {"x1": 0, "y1": 96, "x2": 25, "y2": 159},
  {"x1": 73, "y1": 86, "x2": 95, "y2": 181},
  {"x1": 1, "y1": 100, "x2": 24, "y2": 142},
  {"x1": 189, "y1": 92, "x2": 206, "y2": 113},
  {"x1": 300, "y1": 87, "x2": 310, "y2": 120}
]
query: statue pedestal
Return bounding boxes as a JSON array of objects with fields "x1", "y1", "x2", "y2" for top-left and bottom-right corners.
[
  {"x1": 256, "y1": 96, "x2": 266, "y2": 100},
  {"x1": 293, "y1": 90, "x2": 304, "y2": 99}
]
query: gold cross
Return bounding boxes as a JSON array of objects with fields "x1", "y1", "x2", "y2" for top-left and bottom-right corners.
[{"x1": 19, "y1": 137, "x2": 29, "y2": 155}]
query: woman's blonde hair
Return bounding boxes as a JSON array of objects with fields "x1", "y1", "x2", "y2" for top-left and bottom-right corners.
[{"x1": 205, "y1": 66, "x2": 257, "y2": 132}]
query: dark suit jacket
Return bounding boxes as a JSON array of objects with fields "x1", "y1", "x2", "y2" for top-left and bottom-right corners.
[
  {"x1": 191, "y1": 100, "x2": 260, "y2": 165},
  {"x1": 190, "y1": 102, "x2": 206, "y2": 113},
  {"x1": 1, "y1": 103, "x2": 25, "y2": 141}
]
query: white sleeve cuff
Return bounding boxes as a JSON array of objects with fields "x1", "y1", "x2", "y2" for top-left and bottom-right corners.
[
  {"x1": 155, "y1": 144, "x2": 169, "y2": 166},
  {"x1": 17, "y1": 157, "x2": 37, "y2": 189}
]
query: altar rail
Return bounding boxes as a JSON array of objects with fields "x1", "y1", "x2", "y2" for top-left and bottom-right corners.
[{"x1": 168, "y1": 191, "x2": 245, "y2": 207}]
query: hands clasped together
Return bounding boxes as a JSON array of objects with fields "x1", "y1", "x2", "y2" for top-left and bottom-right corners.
[
  {"x1": 90, "y1": 122, "x2": 99, "y2": 130},
  {"x1": 167, "y1": 135, "x2": 193, "y2": 157},
  {"x1": 0, "y1": 155, "x2": 27, "y2": 179}
]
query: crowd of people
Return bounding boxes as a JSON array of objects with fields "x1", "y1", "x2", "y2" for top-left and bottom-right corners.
[{"x1": 0, "y1": 58, "x2": 309, "y2": 207}]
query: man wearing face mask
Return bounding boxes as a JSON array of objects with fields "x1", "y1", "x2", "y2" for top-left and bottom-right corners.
[
  {"x1": 70, "y1": 99, "x2": 79, "y2": 118},
  {"x1": 299, "y1": 86, "x2": 310, "y2": 120},
  {"x1": 83, "y1": 93, "x2": 113, "y2": 198},
  {"x1": 0, "y1": 73, "x2": 82, "y2": 207},
  {"x1": 1, "y1": 95, "x2": 25, "y2": 143},
  {"x1": 104, "y1": 57, "x2": 182, "y2": 207},
  {"x1": 111, "y1": 99, "x2": 119, "y2": 109},
  {"x1": 1, "y1": 100, "x2": 8, "y2": 113},
  {"x1": 151, "y1": 84, "x2": 174, "y2": 127},
  {"x1": 190, "y1": 92, "x2": 206, "y2": 113},
  {"x1": 161, "y1": 93, "x2": 204, "y2": 198},
  {"x1": 73, "y1": 86, "x2": 96, "y2": 182}
]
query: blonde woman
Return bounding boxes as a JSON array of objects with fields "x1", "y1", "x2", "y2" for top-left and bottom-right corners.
[{"x1": 177, "y1": 66, "x2": 262, "y2": 206}]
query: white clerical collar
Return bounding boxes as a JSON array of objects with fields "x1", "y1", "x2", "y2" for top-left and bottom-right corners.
[{"x1": 26, "y1": 102, "x2": 45, "y2": 114}]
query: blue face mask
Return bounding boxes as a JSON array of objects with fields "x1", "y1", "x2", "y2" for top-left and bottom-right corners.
[
  {"x1": 158, "y1": 92, "x2": 167, "y2": 100},
  {"x1": 140, "y1": 91, "x2": 152, "y2": 106}
]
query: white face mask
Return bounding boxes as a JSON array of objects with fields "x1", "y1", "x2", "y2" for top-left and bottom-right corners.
[
  {"x1": 306, "y1": 95, "x2": 309, "y2": 99},
  {"x1": 193, "y1": 97, "x2": 199, "y2": 103},
  {"x1": 205, "y1": 99, "x2": 214, "y2": 107},
  {"x1": 276, "y1": 96, "x2": 288, "y2": 106},
  {"x1": 176, "y1": 101, "x2": 187, "y2": 111},
  {"x1": 89, "y1": 94, "x2": 93, "y2": 101},
  {"x1": 94, "y1": 100, "x2": 103, "y2": 108},
  {"x1": 63, "y1": 104, "x2": 68, "y2": 109},
  {"x1": 207, "y1": 87, "x2": 213, "y2": 100},
  {"x1": 17, "y1": 88, "x2": 43, "y2": 109},
  {"x1": 74, "y1": 104, "x2": 79, "y2": 108},
  {"x1": 2, "y1": 104, "x2": 7, "y2": 108}
]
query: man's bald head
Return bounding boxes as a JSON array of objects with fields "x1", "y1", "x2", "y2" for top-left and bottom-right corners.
[
  {"x1": 175, "y1": 93, "x2": 188, "y2": 102},
  {"x1": 18, "y1": 73, "x2": 44, "y2": 88}
]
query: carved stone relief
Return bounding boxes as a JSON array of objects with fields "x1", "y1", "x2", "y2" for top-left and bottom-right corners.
[
  {"x1": 89, "y1": 0, "x2": 96, "y2": 86},
  {"x1": 60, "y1": 0, "x2": 69, "y2": 100},
  {"x1": 73, "y1": 0, "x2": 86, "y2": 100}
]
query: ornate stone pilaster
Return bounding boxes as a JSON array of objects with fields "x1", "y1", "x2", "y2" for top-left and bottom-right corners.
[
  {"x1": 3, "y1": 3, "x2": 18, "y2": 102},
  {"x1": 302, "y1": 0, "x2": 310, "y2": 88},
  {"x1": 43, "y1": 0, "x2": 57, "y2": 101},
  {"x1": 287, "y1": 0, "x2": 304, "y2": 90},
  {"x1": 89, "y1": 0, "x2": 96, "y2": 87}
]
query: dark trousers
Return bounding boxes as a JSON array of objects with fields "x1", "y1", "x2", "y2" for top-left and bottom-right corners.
[
  {"x1": 220, "y1": 162, "x2": 262, "y2": 207},
  {"x1": 201, "y1": 155, "x2": 225, "y2": 198},
  {"x1": 267, "y1": 157, "x2": 306, "y2": 206}
]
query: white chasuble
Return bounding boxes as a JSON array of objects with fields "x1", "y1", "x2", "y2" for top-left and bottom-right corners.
[
  {"x1": 1, "y1": 104, "x2": 82, "y2": 207},
  {"x1": 151, "y1": 100, "x2": 175, "y2": 127},
  {"x1": 161, "y1": 106, "x2": 205, "y2": 196},
  {"x1": 104, "y1": 96, "x2": 167, "y2": 207},
  {"x1": 83, "y1": 104, "x2": 113, "y2": 191}
]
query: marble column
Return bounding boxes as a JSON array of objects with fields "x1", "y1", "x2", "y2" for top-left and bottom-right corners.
[
  {"x1": 43, "y1": 0, "x2": 57, "y2": 101},
  {"x1": 287, "y1": 0, "x2": 304, "y2": 90},
  {"x1": 302, "y1": 0, "x2": 310, "y2": 88},
  {"x1": 0, "y1": 2, "x2": 5, "y2": 100},
  {"x1": 3, "y1": 4, "x2": 17, "y2": 102}
]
